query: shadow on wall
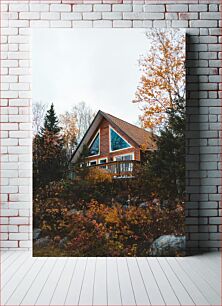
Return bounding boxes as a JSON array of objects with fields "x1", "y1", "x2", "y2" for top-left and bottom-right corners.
[{"x1": 186, "y1": 34, "x2": 200, "y2": 254}]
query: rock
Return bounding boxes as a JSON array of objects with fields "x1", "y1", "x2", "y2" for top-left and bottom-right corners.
[
  {"x1": 149, "y1": 235, "x2": 186, "y2": 256},
  {"x1": 139, "y1": 202, "x2": 148, "y2": 208},
  {"x1": 58, "y1": 237, "x2": 68, "y2": 249},
  {"x1": 34, "y1": 236, "x2": 51, "y2": 248},
  {"x1": 33, "y1": 228, "x2": 41, "y2": 240}
]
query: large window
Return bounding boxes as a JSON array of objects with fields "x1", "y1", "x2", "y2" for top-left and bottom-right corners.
[
  {"x1": 110, "y1": 127, "x2": 131, "y2": 151},
  {"x1": 88, "y1": 132, "x2": 100, "y2": 156}
]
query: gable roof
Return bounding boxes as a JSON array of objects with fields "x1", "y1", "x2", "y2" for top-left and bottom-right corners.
[{"x1": 70, "y1": 110, "x2": 156, "y2": 163}]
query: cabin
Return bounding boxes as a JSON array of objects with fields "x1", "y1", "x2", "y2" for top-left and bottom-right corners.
[{"x1": 70, "y1": 110, "x2": 156, "y2": 178}]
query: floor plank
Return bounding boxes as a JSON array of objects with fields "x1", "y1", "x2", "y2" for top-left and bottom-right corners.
[
  {"x1": 176, "y1": 257, "x2": 221, "y2": 305},
  {"x1": 157, "y1": 258, "x2": 195, "y2": 305},
  {"x1": 107, "y1": 257, "x2": 122, "y2": 306},
  {"x1": 117, "y1": 257, "x2": 136, "y2": 305},
  {"x1": 5, "y1": 258, "x2": 46, "y2": 305},
  {"x1": 127, "y1": 257, "x2": 150, "y2": 305},
  {"x1": 64, "y1": 257, "x2": 87, "y2": 306},
  {"x1": 147, "y1": 258, "x2": 179, "y2": 305},
  {"x1": 167, "y1": 257, "x2": 210, "y2": 305},
  {"x1": 78, "y1": 257, "x2": 96, "y2": 306},
  {"x1": 93, "y1": 257, "x2": 107, "y2": 305},
  {"x1": 50, "y1": 258, "x2": 77, "y2": 305},
  {"x1": 137, "y1": 257, "x2": 165, "y2": 305},
  {"x1": 35, "y1": 258, "x2": 67, "y2": 305}
]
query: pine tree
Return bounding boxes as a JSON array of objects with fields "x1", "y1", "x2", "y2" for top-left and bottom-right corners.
[
  {"x1": 33, "y1": 104, "x2": 67, "y2": 190},
  {"x1": 41, "y1": 103, "x2": 60, "y2": 134}
]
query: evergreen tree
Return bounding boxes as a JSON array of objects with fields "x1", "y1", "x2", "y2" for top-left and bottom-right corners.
[
  {"x1": 41, "y1": 103, "x2": 60, "y2": 134},
  {"x1": 33, "y1": 104, "x2": 67, "y2": 190},
  {"x1": 141, "y1": 97, "x2": 185, "y2": 207}
]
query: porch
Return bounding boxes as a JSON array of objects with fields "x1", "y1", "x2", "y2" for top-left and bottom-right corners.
[
  {"x1": 71, "y1": 160, "x2": 141, "y2": 179},
  {"x1": 1, "y1": 251, "x2": 220, "y2": 305}
]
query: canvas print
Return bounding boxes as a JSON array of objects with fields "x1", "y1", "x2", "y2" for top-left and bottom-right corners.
[{"x1": 32, "y1": 29, "x2": 185, "y2": 257}]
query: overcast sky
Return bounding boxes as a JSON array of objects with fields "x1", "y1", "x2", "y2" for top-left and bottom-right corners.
[{"x1": 32, "y1": 28, "x2": 152, "y2": 125}]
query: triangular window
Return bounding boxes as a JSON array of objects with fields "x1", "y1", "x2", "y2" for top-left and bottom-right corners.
[
  {"x1": 110, "y1": 127, "x2": 131, "y2": 151},
  {"x1": 88, "y1": 132, "x2": 100, "y2": 156}
]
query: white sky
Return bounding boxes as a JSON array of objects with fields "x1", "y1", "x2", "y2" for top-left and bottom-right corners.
[{"x1": 32, "y1": 28, "x2": 151, "y2": 124}]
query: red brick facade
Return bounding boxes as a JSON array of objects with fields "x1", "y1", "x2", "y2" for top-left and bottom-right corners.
[{"x1": 86, "y1": 117, "x2": 140, "y2": 163}]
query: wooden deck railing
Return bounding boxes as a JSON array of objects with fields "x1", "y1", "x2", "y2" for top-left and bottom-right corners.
[
  {"x1": 91, "y1": 160, "x2": 140, "y2": 177},
  {"x1": 69, "y1": 160, "x2": 140, "y2": 178}
]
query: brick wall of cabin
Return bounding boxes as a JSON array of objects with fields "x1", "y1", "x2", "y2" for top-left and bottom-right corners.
[{"x1": 86, "y1": 118, "x2": 141, "y2": 163}]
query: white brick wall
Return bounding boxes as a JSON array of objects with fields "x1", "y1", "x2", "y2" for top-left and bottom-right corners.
[{"x1": 1, "y1": 0, "x2": 221, "y2": 252}]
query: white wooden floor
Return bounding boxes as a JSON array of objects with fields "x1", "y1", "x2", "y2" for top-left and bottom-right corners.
[{"x1": 1, "y1": 251, "x2": 221, "y2": 306}]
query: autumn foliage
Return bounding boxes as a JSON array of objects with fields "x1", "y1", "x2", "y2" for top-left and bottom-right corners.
[{"x1": 133, "y1": 29, "x2": 185, "y2": 130}]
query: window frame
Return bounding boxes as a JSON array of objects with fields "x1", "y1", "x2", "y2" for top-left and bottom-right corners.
[
  {"x1": 88, "y1": 160, "x2": 97, "y2": 166},
  {"x1": 113, "y1": 152, "x2": 135, "y2": 161},
  {"x1": 109, "y1": 125, "x2": 132, "y2": 153},
  {"x1": 88, "y1": 129, "x2": 100, "y2": 157}
]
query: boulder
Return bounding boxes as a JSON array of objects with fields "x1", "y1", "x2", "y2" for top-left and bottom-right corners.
[
  {"x1": 34, "y1": 236, "x2": 51, "y2": 248},
  {"x1": 149, "y1": 235, "x2": 186, "y2": 256},
  {"x1": 33, "y1": 228, "x2": 41, "y2": 240}
]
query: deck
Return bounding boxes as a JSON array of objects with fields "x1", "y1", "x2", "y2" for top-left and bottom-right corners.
[{"x1": 1, "y1": 251, "x2": 221, "y2": 305}]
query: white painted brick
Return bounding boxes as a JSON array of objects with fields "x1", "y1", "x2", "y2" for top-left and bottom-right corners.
[
  {"x1": 9, "y1": 44, "x2": 19, "y2": 51},
  {"x1": 200, "y1": 12, "x2": 221, "y2": 20},
  {"x1": 72, "y1": 20, "x2": 93, "y2": 28},
  {"x1": 83, "y1": 12, "x2": 102, "y2": 20},
  {"x1": 61, "y1": 13, "x2": 82, "y2": 20},
  {"x1": 172, "y1": 20, "x2": 188, "y2": 28},
  {"x1": 1, "y1": 208, "x2": 18, "y2": 217},
  {"x1": 93, "y1": 20, "x2": 112, "y2": 27},
  {"x1": 9, "y1": 4, "x2": 29, "y2": 12},
  {"x1": 123, "y1": 12, "x2": 164, "y2": 19},
  {"x1": 19, "y1": 12, "x2": 40, "y2": 20},
  {"x1": 73, "y1": 4, "x2": 92, "y2": 12},
  {"x1": 1, "y1": 241, "x2": 18, "y2": 248},
  {"x1": 102, "y1": 12, "x2": 122, "y2": 19},
  {"x1": 9, "y1": 131, "x2": 30, "y2": 138},
  {"x1": 19, "y1": 240, "x2": 31, "y2": 248},
  {"x1": 1, "y1": 138, "x2": 18, "y2": 146},
  {"x1": 2, "y1": 75, "x2": 18, "y2": 83},
  {"x1": 1, "y1": 225, "x2": 18, "y2": 233},
  {"x1": 189, "y1": 4, "x2": 207, "y2": 11},
  {"x1": 112, "y1": 4, "x2": 132, "y2": 11},
  {"x1": 0, "y1": 218, "x2": 9, "y2": 225},
  {"x1": 2, "y1": 60, "x2": 18, "y2": 68},
  {"x1": 1, "y1": 170, "x2": 18, "y2": 178},
  {"x1": 9, "y1": 99, "x2": 30, "y2": 107},
  {"x1": 19, "y1": 210, "x2": 30, "y2": 217},
  {"x1": 9, "y1": 20, "x2": 29, "y2": 28},
  {"x1": 41, "y1": 12, "x2": 60, "y2": 20},
  {"x1": 113, "y1": 20, "x2": 132, "y2": 27},
  {"x1": 19, "y1": 226, "x2": 30, "y2": 233},
  {"x1": 133, "y1": 20, "x2": 143, "y2": 27},
  {"x1": 166, "y1": 4, "x2": 188, "y2": 12},
  {"x1": 50, "y1": 21, "x2": 72, "y2": 28},
  {"x1": 144, "y1": 5, "x2": 165, "y2": 12},
  {"x1": 1, "y1": 4, "x2": 8, "y2": 12},
  {"x1": 19, "y1": 123, "x2": 31, "y2": 130},
  {"x1": 190, "y1": 20, "x2": 218, "y2": 28},
  {"x1": 1, "y1": 28, "x2": 18, "y2": 36},
  {"x1": 8, "y1": 146, "x2": 31, "y2": 155},
  {"x1": 9, "y1": 68, "x2": 30, "y2": 75},
  {"x1": 94, "y1": 4, "x2": 111, "y2": 12},
  {"x1": 9, "y1": 233, "x2": 29, "y2": 240},
  {"x1": 2, "y1": 123, "x2": 18, "y2": 131},
  {"x1": 8, "y1": 36, "x2": 30, "y2": 44},
  {"x1": 133, "y1": 5, "x2": 143, "y2": 12},
  {"x1": 30, "y1": 20, "x2": 50, "y2": 28},
  {"x1": 1, "y1": 91, "x2": 18, "y2": 99},
  {"x1": 9, "y1": 115, "x2": 30, "y2": 123},
  {"x1": 50, "y1": 4, "x2": 71, "y2": 12},
  {"x1": 30, "y1": 4, "x2": 49, "y2": 12}
]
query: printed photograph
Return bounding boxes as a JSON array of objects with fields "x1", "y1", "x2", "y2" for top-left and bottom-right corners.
[{"x1": 32, "y1": 28, "x2": 186, "y2": 257}]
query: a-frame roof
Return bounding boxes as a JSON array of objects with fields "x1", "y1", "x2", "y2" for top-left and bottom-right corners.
[{"x1": 70, "y1": 110, "x2": 156, "y2": 163}]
